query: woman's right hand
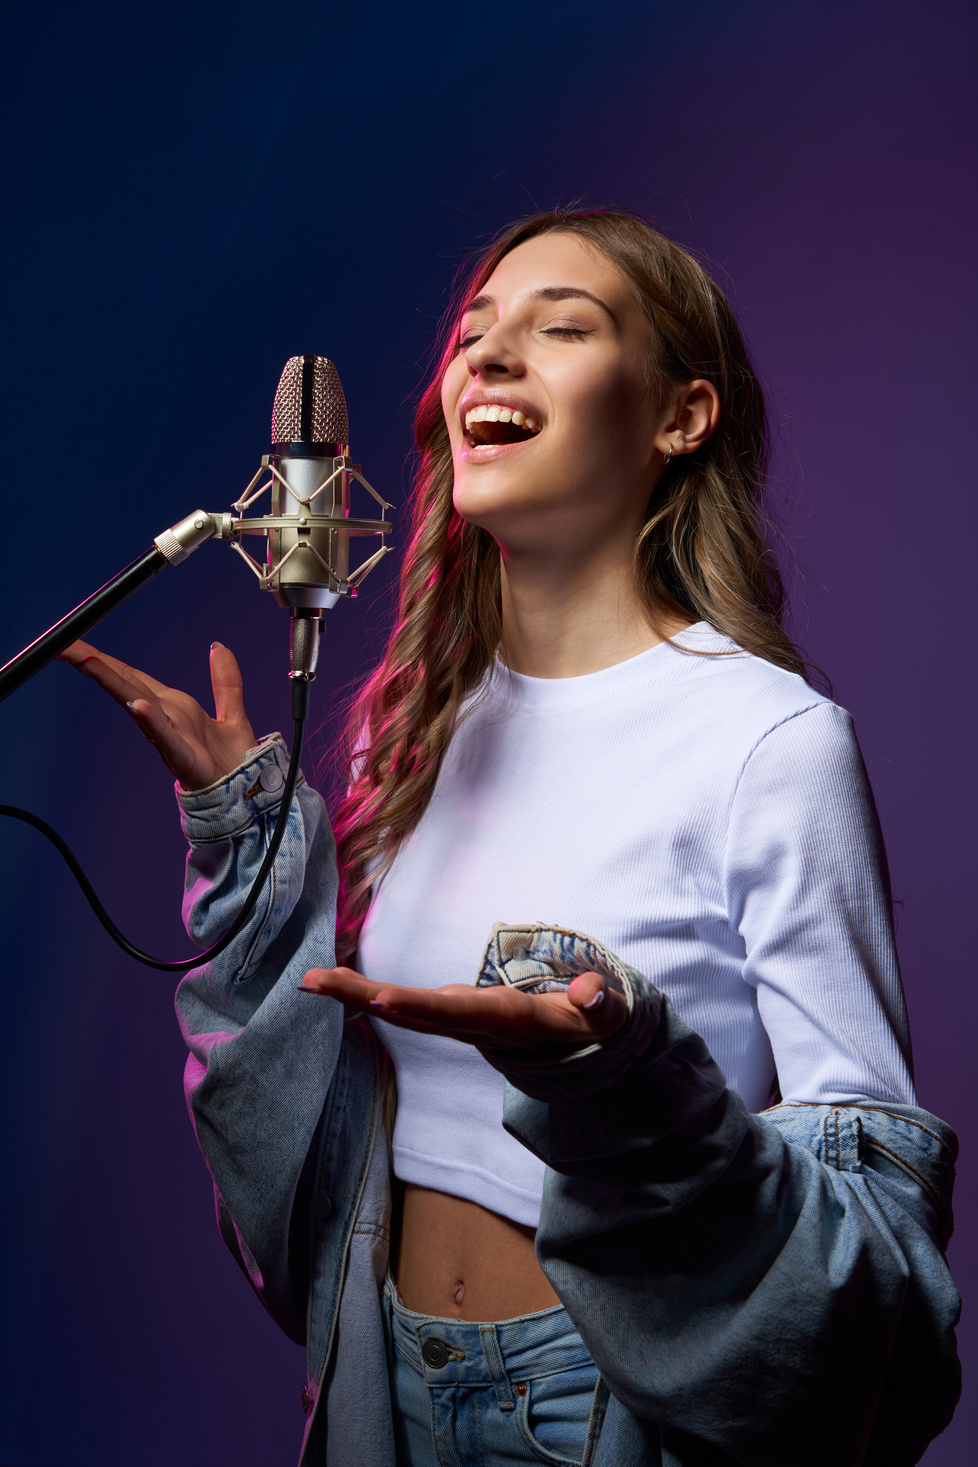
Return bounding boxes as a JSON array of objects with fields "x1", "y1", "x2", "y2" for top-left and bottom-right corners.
[{"x1": 59, "y1": 639, "x2": 257, "y2": 791}]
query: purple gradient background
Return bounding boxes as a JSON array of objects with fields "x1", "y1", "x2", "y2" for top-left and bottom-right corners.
[{"x1": 0, "y1": 1, "x2": 973, "y2": 1462}]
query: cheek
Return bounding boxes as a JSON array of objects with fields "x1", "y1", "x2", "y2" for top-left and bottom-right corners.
[
  {"x1": 562, "y1": 370, "x2": 651, "y2": 461},
  {"x1": 440, "y1": 358, "x2": 467, "y2": 435}
]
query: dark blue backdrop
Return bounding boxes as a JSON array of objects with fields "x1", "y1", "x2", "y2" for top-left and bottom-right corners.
[{"x1": 1, "y1": 2, "x2": 973, "y2": 1462}]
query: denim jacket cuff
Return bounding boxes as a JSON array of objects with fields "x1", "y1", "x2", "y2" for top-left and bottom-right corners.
[
  {"x1": 176, "y1": 733, "x2": 302, "y2": 842},
  {"x1": 474, "y1": 922, "x2": 664, "y2": 1101}
]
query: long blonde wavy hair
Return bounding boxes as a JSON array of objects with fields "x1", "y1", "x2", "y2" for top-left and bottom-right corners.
[{"x1": 332, "y1": 208, "x2": 812, "y2": 959}]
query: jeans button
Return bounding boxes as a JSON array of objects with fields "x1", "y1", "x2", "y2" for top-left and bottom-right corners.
[
  {"x1": 309, "y1": 1193, "x2": 332, "y2": 1220},
  {"x1": 421, "y1": 1338, "x2": 450, "y2": 1369}
]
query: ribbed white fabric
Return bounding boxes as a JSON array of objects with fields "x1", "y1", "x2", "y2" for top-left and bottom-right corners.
[{"x1": 361, "y1": 623, "x2": 916, "y2": 1227}]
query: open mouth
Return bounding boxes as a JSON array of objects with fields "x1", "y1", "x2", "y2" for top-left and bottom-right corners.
[{"x1": 463, "y1": 403, "x2": 542, "y2": 448}]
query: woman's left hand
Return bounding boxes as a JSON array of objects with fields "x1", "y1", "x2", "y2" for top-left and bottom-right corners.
[{"x1": 298, "y1": 966, "x2": 628, "y2": 1053}]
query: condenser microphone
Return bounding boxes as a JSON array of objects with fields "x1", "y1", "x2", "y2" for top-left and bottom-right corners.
[{"x1": 227, "y1": 354, "x2": 392, "y2": 712}]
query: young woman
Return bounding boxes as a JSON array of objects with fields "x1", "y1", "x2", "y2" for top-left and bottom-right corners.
[{"x1": 62, "y1": 211, "x2": 959, "y2": 1467}]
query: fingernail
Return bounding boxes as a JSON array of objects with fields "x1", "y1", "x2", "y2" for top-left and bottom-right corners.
[
  {"x1": 125, "y1": 701, "x2": 137, "y2": 711},
  {"x1": 582, "y1": 988, "x2": 605, "y2": 1011},
  {"x1": 211, "y1": 641, "x2": 224, "y2": 650},
  {"x1": 368, "y1": 999, "x2": 388, "y2": 1011},
  {"x1": 296, "y1": 984, "x2": 320, "y2": 994}
]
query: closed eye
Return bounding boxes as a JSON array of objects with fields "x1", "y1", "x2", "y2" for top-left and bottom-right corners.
[{"x1": 458, "y1": 325, "x2": 597, "y2": 350}]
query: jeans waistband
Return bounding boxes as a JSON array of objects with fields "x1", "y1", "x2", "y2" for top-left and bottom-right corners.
[{"x1": 383, "y1": 1277, "x2": 592, "y2": 1406}]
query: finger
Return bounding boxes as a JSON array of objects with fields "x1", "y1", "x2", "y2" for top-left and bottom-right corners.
[
  {"x1": 297, "y1": 968, "x2": 450, "y2": 1034},
  {"x1": 302, "y1": 968, "x2": 468, "y2": 1013},
  {"x1": 566, "y1": 972, "x2": 629, "y2": 1039},
  {"x1": 59, "y1": 640, "x2": 175, "y2": 701},
  {"x1": 300, "y1": 966, "x2": 379, "y2": 1000},
  {"x1": 297, "y1": 968, "x2": 443, "y2": 1021},
  {"x1": 64, "y1": 650, "x2": 163, "y2": 712},
  {"x1": 209, "y1": 643, "x2": 249, "y2": 726},
  {"x1": 57, "y1": 638, "x2": 100, "y2": 667},
  {"x1": 366, "y1": 988, "x2": 597, "y2": 1047}
]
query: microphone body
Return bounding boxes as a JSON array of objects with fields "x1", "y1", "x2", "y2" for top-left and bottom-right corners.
[{"x1": 269, "y1": 455, "x2": 349, "y2": 613}]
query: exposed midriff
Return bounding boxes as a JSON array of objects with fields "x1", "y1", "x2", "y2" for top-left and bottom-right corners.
[{"x1": 394, "y1": 1183, "x2": 561, "y2": 1321}]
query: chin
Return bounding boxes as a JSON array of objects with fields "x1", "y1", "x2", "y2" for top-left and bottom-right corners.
[
  {"x1": 452, "y1": 464, "x2": 513, "y2": 518},
  {"x1": 452, "y1": 493, "x2": 508, "y2": 534}
]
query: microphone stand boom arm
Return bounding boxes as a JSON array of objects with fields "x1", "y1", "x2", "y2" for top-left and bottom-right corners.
[{"x1": 0, "y1": 510, "x2": 229, "y2": 705}]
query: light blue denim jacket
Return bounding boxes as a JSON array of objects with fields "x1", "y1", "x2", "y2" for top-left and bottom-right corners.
[{"x1": 175, "y1": 737, "x2": 960, "y2": 1467}]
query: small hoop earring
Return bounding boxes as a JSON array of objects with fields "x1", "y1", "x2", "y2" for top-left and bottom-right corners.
[{"x1": 664, "y1": 445, "x2": 674, "y2": 467}]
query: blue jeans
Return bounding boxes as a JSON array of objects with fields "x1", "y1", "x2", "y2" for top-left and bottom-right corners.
[{"x1": 383, "y1": 1278, "x2": 607, "y2": 1466}]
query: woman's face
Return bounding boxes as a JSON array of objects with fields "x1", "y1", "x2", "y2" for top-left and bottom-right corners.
[{"x1": 441, "y1": 232, "x2": 665, "y2": 559}]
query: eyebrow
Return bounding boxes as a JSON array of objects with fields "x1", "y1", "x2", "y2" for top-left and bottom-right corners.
[{"x1": 463, "y1": 286, "x2": 617, "y2": 323}]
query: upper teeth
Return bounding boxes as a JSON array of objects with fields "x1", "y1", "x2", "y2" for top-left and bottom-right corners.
[{"x1": 464, "y1": 405, "x2": 540, "y2": 432}]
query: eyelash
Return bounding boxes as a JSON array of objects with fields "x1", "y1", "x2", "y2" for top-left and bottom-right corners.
[{"x1": 457, "y1": 326, "x2": 595, "y2": 350}]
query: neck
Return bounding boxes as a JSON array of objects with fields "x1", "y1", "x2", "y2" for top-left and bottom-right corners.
[{"x1": 496, "y1": 540, "x2": 685, "y2": 679}]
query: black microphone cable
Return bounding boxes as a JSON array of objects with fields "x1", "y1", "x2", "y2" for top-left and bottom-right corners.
[{"x1": 0, "y1": 684, "x2": 310, "y2": 974}]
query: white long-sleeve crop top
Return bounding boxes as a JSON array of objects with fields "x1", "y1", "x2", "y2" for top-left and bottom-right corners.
[{"x1": 361, "y1": 623, "x2": 916, "y2": 1227}]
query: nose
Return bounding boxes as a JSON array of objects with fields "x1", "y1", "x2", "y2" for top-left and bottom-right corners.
[{"x1": 464, "y1": 320, "x2": 525, "y2": 379}]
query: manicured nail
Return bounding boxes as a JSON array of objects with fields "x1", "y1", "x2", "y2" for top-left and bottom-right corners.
[
  {"x1": 582, "y1": 988, "x2": 605, "y2": 1011},
  {"x1": 296, "y1": 984, "x2": 320, "y2": 994},
  {"x1": 368, "y1": 999, "x2": 388, "y2": 1011},
  {"x1": 211, "y1": 641, "x2": 224, "y2": 650}
]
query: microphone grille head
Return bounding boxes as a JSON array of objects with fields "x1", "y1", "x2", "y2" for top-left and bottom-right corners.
[{"x1": 271, "y1": 355, "x2": 349, "y2": 451}]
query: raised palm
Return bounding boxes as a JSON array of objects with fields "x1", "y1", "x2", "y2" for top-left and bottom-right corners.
[{"x1": 59, "y1": 639, "x2": 256, "y2": 791}]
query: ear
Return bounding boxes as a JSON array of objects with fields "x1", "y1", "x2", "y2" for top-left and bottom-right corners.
[{"x1": 653, "y1": 380, "x2": 721, "y2": 460}]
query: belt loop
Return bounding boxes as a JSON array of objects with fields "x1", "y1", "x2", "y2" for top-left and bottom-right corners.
[{"x1": 479, "y1": 1324, "x2": 515, "y2": 1410}]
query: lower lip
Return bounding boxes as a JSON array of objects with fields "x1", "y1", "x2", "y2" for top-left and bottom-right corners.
[{"x1": 459, "y1": 437, "x2": 539, "y2": 464}]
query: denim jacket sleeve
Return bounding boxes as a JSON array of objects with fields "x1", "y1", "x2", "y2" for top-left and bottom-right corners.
[
  {"x1": 172, "y1": 734, "x2": 345, "y2": 1344},
  {"x1": 479, "y1": 925, "x2": 961, "y2": 1467}
]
